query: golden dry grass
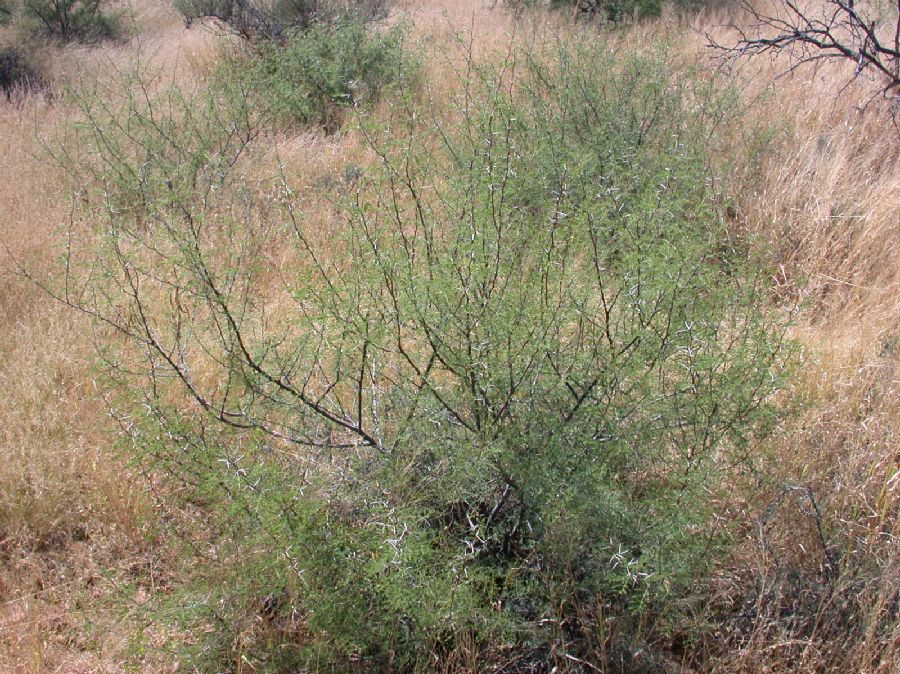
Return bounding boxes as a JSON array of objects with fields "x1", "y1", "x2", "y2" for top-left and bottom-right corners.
[
  {"x1": 0, "y1": 89, "x2": 146, "y2": 674},
  {"x1": 0, "y1": 0, "x2": 897, "y2": 671},
  {"x1": 0, "y1": 3, "x2": 211, "y2": 668}
]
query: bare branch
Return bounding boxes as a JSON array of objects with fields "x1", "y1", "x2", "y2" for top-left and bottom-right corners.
[{"x1": 709, "y1": 0, "x2": 900, "y2": 118}]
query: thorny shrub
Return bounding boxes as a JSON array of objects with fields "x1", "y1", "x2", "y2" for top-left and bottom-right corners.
[{"x1": 49, "y1": 34, "x2": 791, "y2": 672}]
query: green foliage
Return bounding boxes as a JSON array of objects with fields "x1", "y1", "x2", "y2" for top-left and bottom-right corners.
[
  {"x1": 506, "y1": 0, "x2": 707, "y2": 21},
  {"x1": 58, "y1": 34, "x2": 789, "y2": 672},
  {"x1": 23, "y1": 0, "x2": 118, "y2": 42},
  {"x1": 174, "y1": 0, "x2": 391, "y2": 41},
  {"x1": 0, "y1": 0, "x2": 13, "y2": 25},
  {"x1": 222, "y1": 19, "x2": 416, "y2": 131}
]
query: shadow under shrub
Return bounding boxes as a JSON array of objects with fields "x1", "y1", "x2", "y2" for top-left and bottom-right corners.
[
  {"x1": 55, "y1": 34, "x2": 790, "y2": 673},
  {"x1": 0, "y1": 44, "x2": 46, "y2": 100}
]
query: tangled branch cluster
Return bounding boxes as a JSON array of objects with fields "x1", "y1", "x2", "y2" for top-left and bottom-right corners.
[{"x1": 713, "y1": 0, "x2": 900, "y2": 110}]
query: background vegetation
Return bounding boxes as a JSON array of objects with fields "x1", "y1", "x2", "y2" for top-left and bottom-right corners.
[
  {"x1": 22, "y1": 0, "x2": 120, "y2": 42},
  {"x1": 0, "y1": 0, "x2": 897, "y2": 672}
]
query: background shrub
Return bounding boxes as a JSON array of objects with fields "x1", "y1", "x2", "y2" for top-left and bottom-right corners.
[
  {"x1": 175, "y1": 0, "x2": 391, "y2": 40},
  {"x1": 223, "y1": 19, "x2": 416, "y2": 131},
  {"x1": 0, "y1": 0, "x2": 13, "y2": 25},
  {"x1": 23, "y1": 0, "x2": 118, "y2": 42},
  {"x1": 506, "y1": 0, "x2": 706, "y2": 21}
]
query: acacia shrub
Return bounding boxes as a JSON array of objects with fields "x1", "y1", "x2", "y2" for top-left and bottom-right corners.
[
  {"x1": 57, "y1": 36, "x2": 788, "y2": 671},
  {"x1": 221, "y1": 18, "x2": 415, "y2": 131}
]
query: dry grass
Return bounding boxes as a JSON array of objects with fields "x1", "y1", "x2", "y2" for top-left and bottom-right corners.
[
  {"x1": 0, "y1": 3, "x2": 296, "y2": 671},
  {"x1": 687, "y1": 5, "x2": 899, "y2": 670},
  {"x1": 0, "y1": 6, "x2": 185, "y2": 669},
  {"x1": 680, "y1": 5, "x2": 898, "y2": 670},
  {"x1": 723, "y1": 64, "x2": 900, "y2": 325},
  {"x1": 0, "y1": 0, "x2": 897, "y2": 671}
]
